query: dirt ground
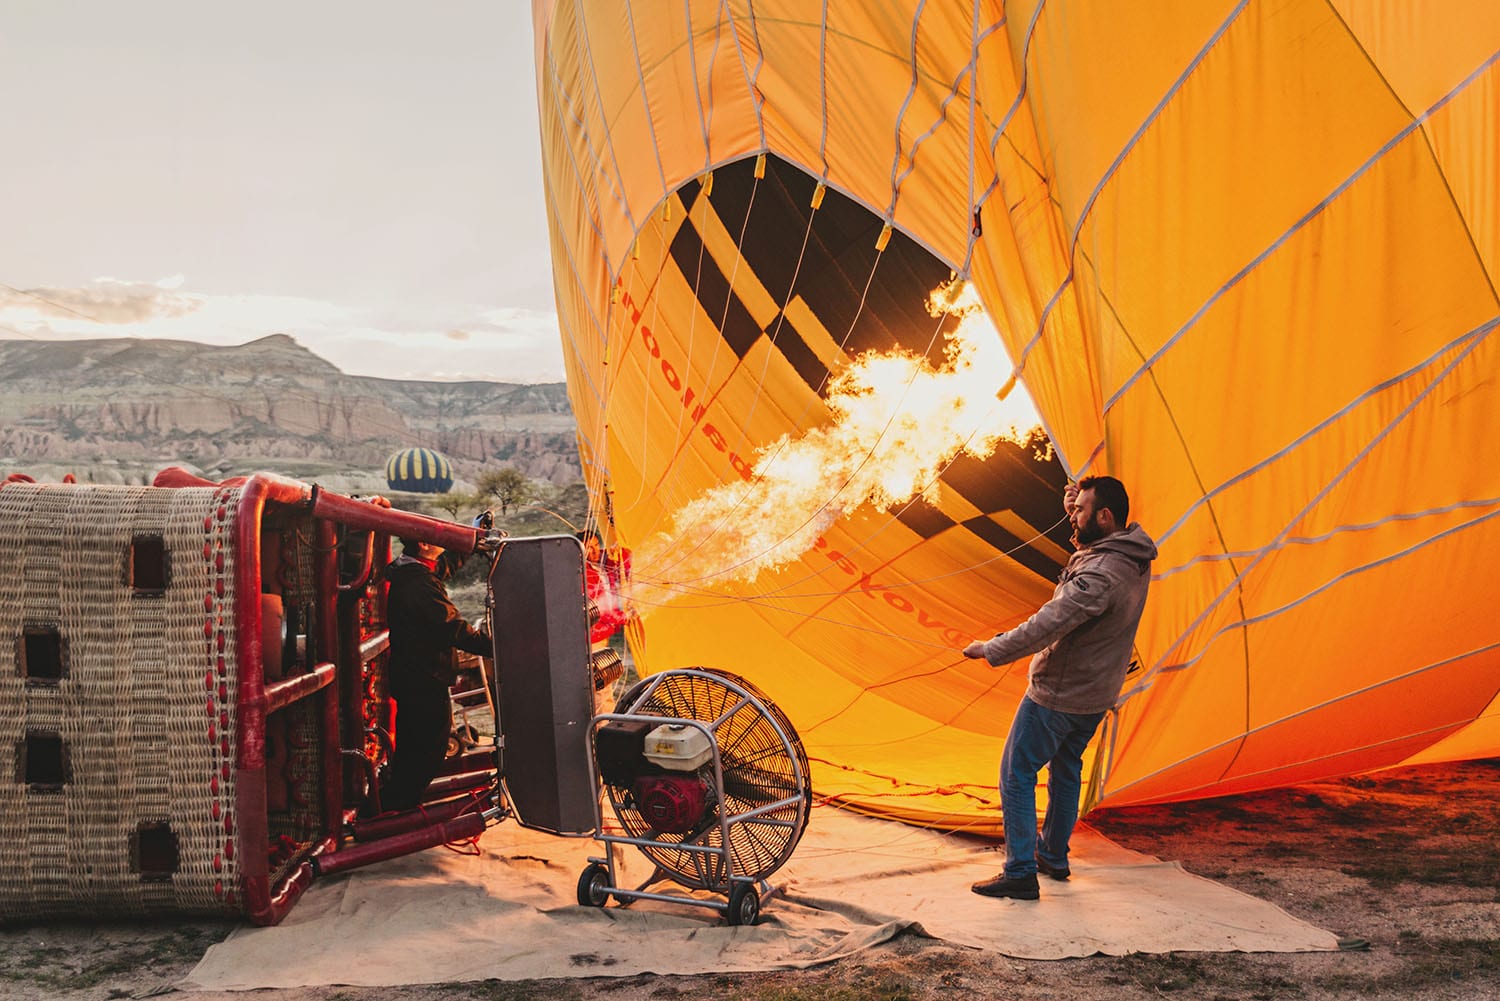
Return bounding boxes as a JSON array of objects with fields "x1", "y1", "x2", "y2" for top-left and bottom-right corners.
[{"x1": 3, "y1": 759, "x2": 1497, "y2": 1001}]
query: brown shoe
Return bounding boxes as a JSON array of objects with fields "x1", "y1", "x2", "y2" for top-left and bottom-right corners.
[
  {"x1": 1035, "y1": 856, "x2": 1071, "y2": 881},
  {"x1": 970, "y1": 873, "x2": 1040, "y2": 899}
]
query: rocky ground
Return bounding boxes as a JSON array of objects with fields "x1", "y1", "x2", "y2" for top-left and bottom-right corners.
[{"x1": 2, "y1": 759, "x2": 1496, "y2": 1001}]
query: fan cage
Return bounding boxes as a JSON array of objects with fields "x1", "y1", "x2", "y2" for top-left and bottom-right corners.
[{"x1": 600, "y1": 667, "x2": 811, "y2": 890}]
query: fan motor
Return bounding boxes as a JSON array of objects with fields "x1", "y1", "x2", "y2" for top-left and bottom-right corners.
[{"x1": 633, "y1": 774, "x2": 708, "y2": 834}]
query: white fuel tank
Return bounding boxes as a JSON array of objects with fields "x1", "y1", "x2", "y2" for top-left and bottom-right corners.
[{"x1": 642, "y1": 723, "x2": 714, "y2": 771}]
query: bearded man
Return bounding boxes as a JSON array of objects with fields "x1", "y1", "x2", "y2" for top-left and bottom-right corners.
[{"x1": 962, "y1": 475, "x2": 1157, "y2": 900}]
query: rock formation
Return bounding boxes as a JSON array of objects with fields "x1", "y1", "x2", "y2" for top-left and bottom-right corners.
[{"x1": 0, "y1": 334, "x2": 580, "y2": 486}]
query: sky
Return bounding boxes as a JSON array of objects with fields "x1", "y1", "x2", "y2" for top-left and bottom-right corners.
[{"x1": 0, "y1": 2, "x2": 563, "y2": 382}]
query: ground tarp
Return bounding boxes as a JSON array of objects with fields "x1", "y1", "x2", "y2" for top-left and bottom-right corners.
[{"x1": 186, "y1": 807, "x2": 1339, "y2": 990}]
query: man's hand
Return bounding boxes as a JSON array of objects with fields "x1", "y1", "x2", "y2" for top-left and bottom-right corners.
[
  {"x1": 1063, "y1": 481, "x2": 1079, "y2": 517},
  {"x1": 962, "y1": 640, "x2": 987, "y2": 659}
]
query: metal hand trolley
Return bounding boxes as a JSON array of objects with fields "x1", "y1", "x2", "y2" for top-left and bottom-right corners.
[{"x1": 575, "y1": 668, "x2": 812, "y2": 926}]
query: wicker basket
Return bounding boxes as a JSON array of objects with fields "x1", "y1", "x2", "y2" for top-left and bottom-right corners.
[{"x1": 0, "y1": 479, "x2": 338, "y2": 922}]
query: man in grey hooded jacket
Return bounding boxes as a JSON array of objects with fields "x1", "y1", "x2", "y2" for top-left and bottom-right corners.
[{"x1": 962, "y1": 475, "x2": 1157, "y2": 899}]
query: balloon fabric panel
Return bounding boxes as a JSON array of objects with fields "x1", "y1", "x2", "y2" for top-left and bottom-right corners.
[{"x1": 535, "y1": 0, "x2": 1500, "y2": 828}]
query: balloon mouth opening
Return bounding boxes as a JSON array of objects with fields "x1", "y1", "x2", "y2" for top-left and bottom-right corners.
[{"x1": 598, "y1": 153, "x2": 1062, "y2": 607}]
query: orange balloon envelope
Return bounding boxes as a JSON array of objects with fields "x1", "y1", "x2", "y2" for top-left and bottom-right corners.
[{"x1": 533, "y1": 1, "x2": 1500, "y2": 832}]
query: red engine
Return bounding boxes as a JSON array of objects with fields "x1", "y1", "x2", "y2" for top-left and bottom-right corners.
[{"x1": 634, "y1": 774, "x2": 708, "y2": 834}]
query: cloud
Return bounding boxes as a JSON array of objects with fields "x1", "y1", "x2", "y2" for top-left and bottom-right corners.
[
  {"x1": 444, "y1": 328, "x2": 471, "y2": 341},
  {"x1": 0, "y1": 277, "x2": 200, "y2": 324}
]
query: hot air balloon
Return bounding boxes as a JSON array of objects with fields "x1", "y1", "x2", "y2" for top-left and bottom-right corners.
[
  {"x1": 385, "y1": 447, "x2": 455, "y2": 494},
  {"x1": 533, "y1": 1, "x2": 1500, "y2": 831}
]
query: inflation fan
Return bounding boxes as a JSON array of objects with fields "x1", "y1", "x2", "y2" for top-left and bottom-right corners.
[{"x1": 578, "y1": 667, "x2": 812, "y2": 925}]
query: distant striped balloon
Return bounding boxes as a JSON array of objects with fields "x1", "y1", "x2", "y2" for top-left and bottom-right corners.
[{"x1": 385, "y1": 447, "x2": 454, "y2": 494}]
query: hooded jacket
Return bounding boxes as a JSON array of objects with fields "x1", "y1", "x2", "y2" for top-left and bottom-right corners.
[
  {"x1": 385, "y1": 555, "x2": 491, "y2": 691},
  {"x1": 978, "y1": 523, "x2": 1158, "y2": 715}
]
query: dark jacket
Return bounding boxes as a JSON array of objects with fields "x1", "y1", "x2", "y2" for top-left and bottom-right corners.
[
  {"x1": 385, "y1": 555, "x2": 491, "y2": 691},
  {"x1": 977, "y1": 523, "x2": 1157, "y2": 715}
]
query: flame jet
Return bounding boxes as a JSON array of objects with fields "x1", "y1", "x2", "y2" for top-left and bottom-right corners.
[{"x1": 633, "y1": 281, "x2": 1044, "y2": 604}]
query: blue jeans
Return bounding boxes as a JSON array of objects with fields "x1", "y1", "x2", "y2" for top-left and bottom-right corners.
[{"x1": 1000, "y1": 695, "x2": 1105, "y2": 878}]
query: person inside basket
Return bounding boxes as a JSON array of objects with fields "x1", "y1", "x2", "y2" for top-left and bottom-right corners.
[{"x1": 380, "y1": 535, "x2": 492, "y2": 812}]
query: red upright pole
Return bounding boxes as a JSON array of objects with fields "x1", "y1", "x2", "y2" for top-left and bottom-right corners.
[
  {"x1": 313, "y1": 519, "x2": 343, "y2": 836},
  {"x1": 234, "y1": 473, "x2": 308, "y2": 923}
]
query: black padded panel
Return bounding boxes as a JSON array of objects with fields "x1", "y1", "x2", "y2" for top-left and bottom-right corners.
[{"x1": 487, "y1": 535, "x2": 597, "y2": 835}]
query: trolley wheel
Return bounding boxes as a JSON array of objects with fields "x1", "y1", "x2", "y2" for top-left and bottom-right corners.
[
  {"x1": 577, "y1": 863, "x2": 611, "y2": 908},
  {"x1": 726, "y1": 881, "x2": 760, "y2": 926}
]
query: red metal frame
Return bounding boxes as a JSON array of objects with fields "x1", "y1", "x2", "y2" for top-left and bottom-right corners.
[
  {"x1": 312, "y1": 812, "x2": 487, "y2": 879},
  {"x1": 219, "y1": 473, "x2": 488, "y2": 924},
  {"x1": 350, "y1": 790, "x2": 495, "y2": 842}
]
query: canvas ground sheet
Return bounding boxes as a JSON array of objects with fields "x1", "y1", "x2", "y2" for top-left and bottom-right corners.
[{"x1": 187, "y1": 806, "x2": 1338, "y2": 989}]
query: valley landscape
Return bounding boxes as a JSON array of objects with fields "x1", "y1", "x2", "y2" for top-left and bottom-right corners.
[{"x1": 0, "y1": 334, "x2": 580, "y2": 495}]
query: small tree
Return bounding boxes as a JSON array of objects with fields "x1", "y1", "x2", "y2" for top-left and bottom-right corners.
[
  {"x1": 477, "y1": 466, "x2": 534, "y2": 516},
  {"x1": 431, "y1": 490, "x2": 476, "y2": 521}
]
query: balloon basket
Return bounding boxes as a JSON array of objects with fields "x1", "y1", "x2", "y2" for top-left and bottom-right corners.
[{"x1": 0, "y1": 471, "x2": 501, "y2": 925}]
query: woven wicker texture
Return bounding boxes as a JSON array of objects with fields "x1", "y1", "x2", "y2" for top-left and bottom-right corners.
[{"x1": 0, "y1": 483, "x2": 242, "y2": 920}]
